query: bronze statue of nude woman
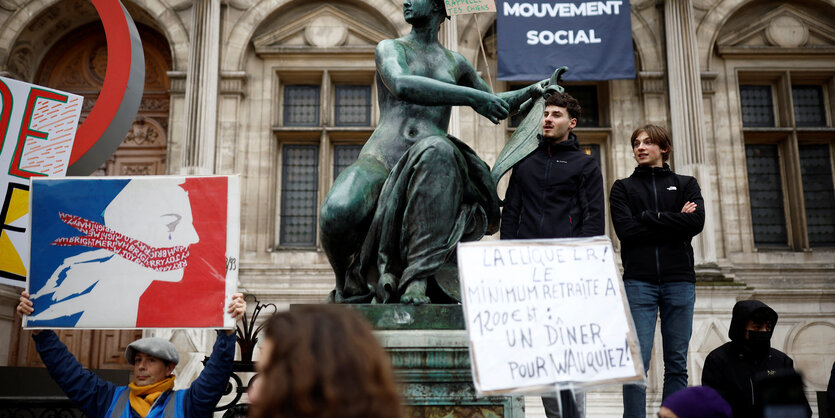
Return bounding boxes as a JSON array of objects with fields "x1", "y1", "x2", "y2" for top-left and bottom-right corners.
[{"x1": 320, "y1": 0, "x2": 548, "y2": 304}]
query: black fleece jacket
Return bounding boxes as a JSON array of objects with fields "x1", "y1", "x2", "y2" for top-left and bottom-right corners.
[
  {"x1": 609, "y1": 163, "x2": 704, "y2": 283},
  {"x1": 500, "y1": 132, "x2": 604, "y2": 239},
  {"x1": 702, "y1": 300, "x2": 809, "y2": 418}
]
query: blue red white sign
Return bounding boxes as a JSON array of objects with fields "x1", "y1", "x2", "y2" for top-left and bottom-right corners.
[{"x1": 25, "y1": 175, "x2": 240, "y2": 329}]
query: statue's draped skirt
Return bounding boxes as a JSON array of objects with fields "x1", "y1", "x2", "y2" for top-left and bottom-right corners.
[{"x1": 339, "y1": 135, "x2": 500, "y2": 303}]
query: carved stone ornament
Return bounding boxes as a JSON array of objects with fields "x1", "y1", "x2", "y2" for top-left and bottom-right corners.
[
  {"x1": 120, "y1": 163, "x2": 153, "y2": 176},
  {"x1": 716, "y1": 4, "x2": 835, "y2": 55},
  {"x1": 765, "y1": 15, "x2": 808, "y2": 48},
  {"x1": 304, "y1": 15, "x2": 349, "y2": 47},
  {"x1": 123, "y1": 117, "x2": 165, "y2": 147},
  {"x1": 7, "y1": 44, "x2": 33, "y2": 81},
  {"x1": 252, "y1": 4, "x2": 394, "y2": 54}
]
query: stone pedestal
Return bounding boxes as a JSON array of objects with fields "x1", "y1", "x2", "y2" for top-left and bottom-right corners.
[{"x1": 350, "y1": 304, "x2": 524, "y2": 417}]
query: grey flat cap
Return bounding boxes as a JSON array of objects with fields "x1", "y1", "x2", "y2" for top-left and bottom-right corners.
[{"x1": 125, "y1": 338, "x2": 179, "y2": 365}]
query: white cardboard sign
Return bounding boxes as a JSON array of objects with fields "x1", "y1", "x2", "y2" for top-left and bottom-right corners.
[{"x1": 457, "y1": 236, "x2": 643, "y2": 395}]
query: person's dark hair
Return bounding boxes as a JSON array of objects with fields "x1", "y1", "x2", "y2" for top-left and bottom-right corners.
[
  {"x1": 750, "y1": 309, "x2": 775, "y2": 330},
  {"x1": 630, "y1": 124, "x2": 673, "y2": 162},
  {"x1": 544, "y1": 92, "x2": 582, "y2": 121},
  {"x1": 249, "y1": 305, "x2": 404, "y2": 418}
]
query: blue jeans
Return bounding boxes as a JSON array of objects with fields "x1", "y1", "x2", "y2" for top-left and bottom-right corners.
[{"x1": 622, "y1": 280, "x2": 695, "y2": 418}]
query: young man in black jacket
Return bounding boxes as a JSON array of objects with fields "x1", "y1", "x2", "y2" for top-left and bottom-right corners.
[
  {"x1": 702, "y1": 300, "x2": 811, "y2": 418},
  {"x1": 500, "y1": 92, "x2": 605, "y2": 418},
  {"x1": 609, "y1": 125, "x2": 704, "y2": 418},
  {"x1": 501, "y1": 92, "x2": 605, "y2": 240}
]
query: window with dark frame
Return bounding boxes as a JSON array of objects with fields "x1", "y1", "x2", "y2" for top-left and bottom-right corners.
[
  {"x1": 740, "y1": 77, "x2": 835, "y2": 249},
  {"x1": 792, "y1": 85, "x2": 826, "y2": 127},
  {"x1": 744, "y1": 144, "x2": 788, "y2": 247},
  {"x1": 335, "y1": 85, "x2": 371, "y2": 126},
  {"x1": 277, "y1": 77, "x2": 374, "y2": 248},
  {"x1": 798, "y1": 144, "x2": 835, "y2": 246},
  {"x1": 284, "y1": 85, "x2": 320, "y2": 126},
  {"x1": 740, "y1": 85, "x2": 775, "y2": 127},
  {"x1": 279, "y1": 145, "x2": 319, "y2": 246}
]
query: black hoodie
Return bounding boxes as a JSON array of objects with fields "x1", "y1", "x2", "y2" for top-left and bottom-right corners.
[
  {"x1": 500, "y1": 132, "x2": 605, "y2": 240},
  {"x1": 702, "y1": 300, "x2": 803, "y2": 418}
]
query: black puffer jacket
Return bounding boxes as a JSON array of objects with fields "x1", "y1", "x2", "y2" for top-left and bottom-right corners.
[
  {"x1": 702, "y1": 300, "x2": 808, "y2": 418},
  {"x1": 500, "y1": 133, "x2": 604, "y2": 239},
  {"x1": 609, "y1": 164, "x2": 704, "y2": 282}
]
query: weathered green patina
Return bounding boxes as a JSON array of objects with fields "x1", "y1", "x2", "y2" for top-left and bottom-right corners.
[
  {"x1": 491, "y1": 67, "x2": 568, "y2": 186},
  {"x1": 321, "y1": 0, "x2": 554, "y2": 305}
]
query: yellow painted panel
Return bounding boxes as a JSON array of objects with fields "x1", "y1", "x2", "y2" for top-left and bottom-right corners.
[
  {"x1": 5, "y1": 187, "x2": 29, "y2": 224},
  {"x1": 0, "y1": 231, "x2": 26, "y2": 276}
]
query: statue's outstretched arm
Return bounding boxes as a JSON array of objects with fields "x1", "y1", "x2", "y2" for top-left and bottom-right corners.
[
  {"x1": 497, "y1": 80, "x2": 546, "y2": 115},
  {"x1": 496, "y1": 67, "x2": 567, "y2": 115},
  {"x1": 375, "y1": 40, "x2": 509, "y2": 123}
]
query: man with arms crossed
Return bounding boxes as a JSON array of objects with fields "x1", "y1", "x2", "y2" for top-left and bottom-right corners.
[
  {"x1": 609, "y1": 125, "x2": 704, "y2": 418},
  {"x1": 500, "y1": 91, "x2": 605, "y2": 418},
  {"x1": 17, "y1": 291, "x2": 247, "y2": 417}
]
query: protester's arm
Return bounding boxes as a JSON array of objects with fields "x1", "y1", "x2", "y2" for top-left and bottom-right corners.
[
  {"x1": 638, "y1": 177, "x2": 705, "y2": 237},
  {"x1": 701, "y1": 351, "x2": 732, "y2": 404},
  {"x1": 500, "y1": 171, "x2": 522, "y2": 240},
  {"x1": 375, "y1": 40, "x2": 509, "y2": 124},
  {"x1": 579, "y1": 159, "x2": 605, "y2": 237},
  {"x1": 33, "y1": 332, "x2": 118, "y2": 417},
  {"x1": 17, "y1": 290, "x2": 118, "y2": 417},
  {"x1": 181, "y1": 293, "x2": 246, "y2": 417},
  {"x1": 609, "y1": 180, "x2": 656, "y2": 241}
]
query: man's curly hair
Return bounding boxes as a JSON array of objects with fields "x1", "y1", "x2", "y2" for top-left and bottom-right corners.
[{"x1": 545, "y1": 92, "x2": 582, "y2": 121}]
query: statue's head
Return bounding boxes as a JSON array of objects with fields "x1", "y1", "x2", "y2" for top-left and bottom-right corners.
[
  {"x1": 403, "y1": 0, "x2": 449, "y2": 25},
  {"x1": 432, "y1": 0, "x2": 451, "y2": 19}
]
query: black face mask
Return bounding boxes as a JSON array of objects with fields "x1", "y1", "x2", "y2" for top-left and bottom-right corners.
[{"x1": 746, "y1": 330, "x2": 771, "y2": 357}]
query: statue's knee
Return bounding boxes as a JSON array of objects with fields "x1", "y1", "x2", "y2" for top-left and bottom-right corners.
[
  {"x1": 320, "y1": 197, "x2": 363, "y2": 235},
  {"x1": 419, "y1": 136, "x2": 458, "y2": 168},
  {"x1": 320, "y1": 199, "x2": 346, "y2": 235}
]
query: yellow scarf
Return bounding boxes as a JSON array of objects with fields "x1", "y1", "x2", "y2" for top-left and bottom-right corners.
[{"x1": 127, "y1": 376, "x2": 175, "y2": 417}]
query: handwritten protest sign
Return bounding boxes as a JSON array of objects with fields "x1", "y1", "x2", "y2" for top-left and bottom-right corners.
[
  {"x1": 24, "y1": 175, "x2": 240, "y2": 329},
  {"x1": 445, "y1": 0, "x2": 496, "y2": 16},
  {"x1": 0, "y1": 76, "x2": 83, "y2": 287},
  {"x1": 457, "y1": 236, "x2": 643, "y2": 395}
]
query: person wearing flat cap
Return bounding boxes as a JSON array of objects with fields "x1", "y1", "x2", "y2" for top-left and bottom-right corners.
[{"x1": 16, "y1": 290, "x2": 246, "y2": 418}]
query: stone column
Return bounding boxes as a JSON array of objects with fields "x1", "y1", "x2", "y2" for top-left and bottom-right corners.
[
  {"x1": 180, "y1": 0, "x2": 220, "y2": 174},
  {"x1": 664, "y1": 0, "x2": 717, "y2": 268},
  {"x1": 440, "y1": 16, "x2": 460, "y2": 138}
]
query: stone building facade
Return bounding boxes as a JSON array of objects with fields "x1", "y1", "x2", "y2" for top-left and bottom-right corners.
[{"x1": 0, "y1": 0, "x2": 833, "y2": 416}]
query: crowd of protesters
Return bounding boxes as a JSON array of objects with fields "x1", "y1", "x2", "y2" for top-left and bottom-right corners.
[{"x1": 11, "y1": 75, "x2": 824, "y2": 418}]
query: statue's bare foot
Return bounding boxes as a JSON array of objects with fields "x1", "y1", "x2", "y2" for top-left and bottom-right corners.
[{"x1": 401, "y1": 279, "x2": 430, "y2": 305}]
